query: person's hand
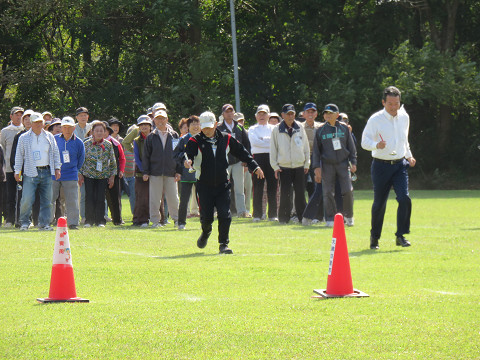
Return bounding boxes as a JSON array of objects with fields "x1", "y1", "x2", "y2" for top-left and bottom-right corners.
[
  {"x1": 407, "y1": 157, "x2": 416, "y2": 167},
  {"x1": 174, "y1": 173, "x2": 181, "y2": 182},
  {"x1": 314, "y1": 168, "x2": 322, "y2": 183},
  {"x1": 274, "y1": 169, "x2": 282, "y2": 179},
  {"x1": 118, "y1": 171, "x2": 124, "y2": 179},
  {"x1": 254, "y1": 168, "x2": 265, "y2": 179},
  {"x1": 143, "y1": 174, "x2": 149, "y2": 182},
  {"x1": 376, "y1": 141, "x2": 386, "y2": 149},
  {"x1": 78, "y1": 173, "x2": 84, "y2": 186},
  {"x1": 350, "y1": 164, "x2": 357, "y2": 173},
  {"x1": 304, "y1": 168, "x2": 309, "y2": 174},
  {"x1": 14, "y1": 173, "x2": 21, "y2": 182},
  {"x1": 184, "y1": 159, "x2": 192, "y2": 169},
  {"x1": 108, "y1": 175, "x2": 115, "y2": 188},
  {"x1": 55, "y1": 169, "x2": 61, "y2": 180}
]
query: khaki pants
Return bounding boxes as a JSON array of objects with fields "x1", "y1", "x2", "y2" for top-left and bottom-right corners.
[{"x1": 149, "y1": 175, "x2": 179, "y2": 224}]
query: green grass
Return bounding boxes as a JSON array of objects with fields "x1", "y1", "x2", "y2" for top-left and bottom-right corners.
[{"x1": 1, "y1": 190, "x2": 479, "y2": 359}]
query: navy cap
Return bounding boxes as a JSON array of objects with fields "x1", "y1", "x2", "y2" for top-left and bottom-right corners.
[
  {"x1": 76, "y1": 107, "x2": 89, "y2": 115},
  {"x1": 282, "y1": 104, "x2": 295, "y2": 113},
  {"x1": 303, "y1": 102, "x2": 317, "y2": 111},
  {"x1": 222, "y1": 104, "x2": 234, "y2": 113},
  {"x1": 323, "y1": 104, "x2": 339, "y2": 113}
]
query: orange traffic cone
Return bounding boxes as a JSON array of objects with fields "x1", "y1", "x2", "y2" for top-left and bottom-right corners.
[
  {"x1": 37, "y1": 217, "x2": 89, "y2": 303},
  {"x1": 313, "y1": 213, "x2": 368, "y2": 298}
]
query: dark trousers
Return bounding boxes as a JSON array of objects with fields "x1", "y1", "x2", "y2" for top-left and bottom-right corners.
[
  {"x1": 84, "y1": 177, "x2": 108, "y2": 226},
  {"x1": 196, "y1": 181, "x2": 231, "y2": 244},
  {"x1": 5, "y1": 172, "x2": 17, "y2": 223},
  {"x1": 370, "y1": 159, "x2": 411, "y2": 239},
  {"x1": 106, "y1": 175, "x2": 122, "y2": 225},
  {"x1": 133, "y1": 176, "x2": 150, "y2": 225},
  {"x1": 278, "y1": 167, "x2": 306, "y2": 223},
  {"x1": 252, "y1": 153, "x2": 277, "y2": 219},
  {"x1": 302, "y1": 181, "x2": 324, "y2": 220},
  {"x1": 178, "y1": 182, "x2": 196, "y2": 226},
  {"x1": 0, "y1": 182, "x2": 5, "y2": 223}
]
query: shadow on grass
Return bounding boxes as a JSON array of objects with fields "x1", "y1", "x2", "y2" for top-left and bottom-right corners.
[
  {"x1": 460, "y1": 228, "x2": 480, "y2": 231},
  {"x1": 152, "y1": 252, "x2": 218, "y2": 260},
  {"x1": 349, "y1": 249, "x2": 403, "y2": 257}
]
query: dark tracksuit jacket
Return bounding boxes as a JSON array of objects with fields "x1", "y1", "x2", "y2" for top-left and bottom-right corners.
[{"x1": 185, "y1": 129, "x2": 259, "y2": 243}]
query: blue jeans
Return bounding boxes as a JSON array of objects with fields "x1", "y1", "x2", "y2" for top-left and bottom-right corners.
[
  {"x1": 20, "y1": 168, "x2": 53, "y2": 227},
  {"x1": 125, "y1": 176, "x2": 135, "y2": 215}
]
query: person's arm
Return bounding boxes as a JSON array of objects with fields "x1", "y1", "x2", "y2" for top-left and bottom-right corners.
[
  {"x1": 142, "y1": 136, "x2": 151, "y2": 175},
  {"x1": 269, "y1": 128, "x2": 279, "y2": 172},
  {"x1": 301, "y1": 126, "x2": 310, "y2": 171},
  {"x1": 133, "y1": 140, "x2": 143, "y2": 173},
  {"x1": 121, "y1": 126, "x2": 139, "y2": 152},
  {"x1": 77, "y1": 140, "x2": 85, "y2": 170},
  {"x1": 346, "y1": 125, "x2": 357, "y2": 167},
  {"x1": 10, "y1": 133, "x2": 20, "y2": 171},
  {"x1": 361, "y1": 116, "x2": 383, "y2": 151},
  {"x1": 117, "y1": 142, "x2": 126, "y2": 175}
]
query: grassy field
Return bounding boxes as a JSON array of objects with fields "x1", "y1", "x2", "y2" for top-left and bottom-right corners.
[{"x1": 1, "y1": 190, "x2": 479, "y2": 359}]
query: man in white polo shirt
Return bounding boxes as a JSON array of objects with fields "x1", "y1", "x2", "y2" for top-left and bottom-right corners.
[{"x1": 14, "y1": 112, "x2": 61, "y2": 230}]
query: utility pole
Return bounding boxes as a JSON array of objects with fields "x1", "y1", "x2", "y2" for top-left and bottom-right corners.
[{"x1": 229, "y1": 0, "x2": 241, "y2": 112}]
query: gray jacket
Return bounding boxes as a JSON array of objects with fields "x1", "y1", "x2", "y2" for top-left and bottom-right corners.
[
  {"x1": 143, "y1": 128, "x2": 181, "y2": 177},
  {"x1": 312, "y1": 121, "x2": 357, "y2": 169}
]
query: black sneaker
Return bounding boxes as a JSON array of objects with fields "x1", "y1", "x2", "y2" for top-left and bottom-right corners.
[
  {"x1": 219, "y1": 244, "x2": 233, "y2": 254},
  {"x1": 197, "y1": 231, "x2": 211, "y2": 249},
  {"x1": 370, "y1": 236, "x2": 379, "y2": 250},
  {"x1": 68, "y1": 225, "x2": 79, "y2": 230},
  {"x1": 396, "y1": 235, "x2": 411, "y2": 247}
]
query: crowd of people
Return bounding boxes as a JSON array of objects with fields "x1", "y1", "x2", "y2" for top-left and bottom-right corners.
[{"x1": 0, "y1": 86, "x2": 415, "y2": 252}]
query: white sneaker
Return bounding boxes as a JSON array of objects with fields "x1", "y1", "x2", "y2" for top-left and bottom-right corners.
[
  {"x1": 20, "y1": 225, "x2": 29, "y2": 231},
  {"x1": 302, "y1": 217, "x2": 312, "y2": 226},
  {"x1": 291, "y1": 216, "x2": 299, "y2": 224},
  {"x1": 252, "y1": 217, "x2": 261, "y2": 222},
  {"x1": 268, "y1": 217, "x2": 278, "y2": 222},
  {"x1": 151, "y1": 222, "x2": 163, "y2": 228},
  {"x1": 4, "y1": 222, "x2": 13, "y2": 228},
  {"x1": 325, "y1": 221, "x2": 334, "y2": 227},
  {"x1": 311, "y1": 219, "x2": 322, "y2": 225},
  {"x1": 140, "y1": 223, "x2": 149, "y2": 228},
  {"x1": 105, "y1": 216, "x2": 112, "y2": 222},
  {"x1": 97, "y1": 224, "x2": 105, "y2": 228},
  {"x1": 178, "y1": 224, "x2": 185, "y2": 230},
  {"x1": 345, "y1": 217, "x2": 354, "y2": 226},
  {"x1": 39, "y1": 225, "x2": 54, "y2": 231},
  {"x1": 84, "y1": 223, "x2": 91, "y2": 228}
]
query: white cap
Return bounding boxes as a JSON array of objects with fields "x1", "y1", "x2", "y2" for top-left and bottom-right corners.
[
  {"x1": 61, "y1": 116, "x2": 76, "y2": 126},
  {"x1": 199, "y1": 111, "x2": 216, "y2": 129},
  {"x1": 21, "y1": 109, "x2": 34, "y2": 120},
  {"x1": 152, "y1": 102, "x2": 167, "y2": 115},
  {"x1": 30, "y1": 112, "x2": 44, "y2": 123},
  {"x1": 137, "y1": 115, "x2": 153, "y2": 126},
  {"x1": 154, "y1": 109, "x2": 168, "y2": 119},
  {"x1": 42, "y1": 111, "x2": 53, "y2": 118},
  {"x1": 255, "y1": 104, "x2": 270, "y2": 115}
]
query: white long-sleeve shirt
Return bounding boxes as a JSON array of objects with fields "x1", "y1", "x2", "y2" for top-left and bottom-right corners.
[
  {"x1": 361, "y1": 106, "x2": 413, "y2": 160},
  {"x1": 248, "y1": 123, "x2": 275, "y2": 154}
]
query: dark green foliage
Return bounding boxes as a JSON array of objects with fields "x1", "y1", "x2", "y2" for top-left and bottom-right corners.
[{"x1": 0, "y1": 0, "x2": 479, "y2": 179}]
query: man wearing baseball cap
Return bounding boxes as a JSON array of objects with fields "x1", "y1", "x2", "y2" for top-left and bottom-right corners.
[
  {"x1": 217, "y1": 103, "x2": 252, "y2": 218},
  {"x1": 310, "y1": 104, "x2": 357, "y2": 228},
  {"x1": 270, "y1": 104, "x2": 310, "y2": 224},
  {"x1": 14, "y1": 112, "x2": 61, "y2": 230},
  {"x1": 51, "y1": 117, "x2": 85, "y2": 229},
  {"x1": 1, "y1": 106, "x2": 24, "y2": 227},
  {"x1": 74, "y1": 106, "x2": 90, "y2": 224},
  {"x1": 184, "y1": 111, "x2": 264, "y2": 254}
]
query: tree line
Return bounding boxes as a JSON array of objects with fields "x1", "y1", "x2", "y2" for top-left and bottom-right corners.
[{"x1": 1, "y1": 0, "x2": 479, "y2": 186}]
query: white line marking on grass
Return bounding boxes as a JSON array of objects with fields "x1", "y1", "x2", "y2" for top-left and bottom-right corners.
[
  {"x1": 179, "y1": 294, "x2": 204, "y2": 302},
  {"x1": 425, "y1": 289, "x2": 463, "y2": 295}
]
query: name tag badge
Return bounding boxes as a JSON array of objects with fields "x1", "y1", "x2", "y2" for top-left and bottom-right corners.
[
  {"x1": 332, "y1": 138, "x2": 341, "y2": 151},
  {"x1": 33, "y1": 151, "x2": 41, "y2": 161},
  {"x1": 62, "y1": 150, "x2": 70, "y2": 163},
  {"x1": 96, "y1": 161, "x2": 103, "y2": 172}
]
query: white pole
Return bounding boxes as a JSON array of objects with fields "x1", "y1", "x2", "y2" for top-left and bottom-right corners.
[{"x1": 230, "y1": 0, "x2": 241, "y2": 112}]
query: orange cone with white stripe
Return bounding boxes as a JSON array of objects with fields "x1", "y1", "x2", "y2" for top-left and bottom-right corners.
[
  {"x1": 313, "y1": 213, "x2": 368, "y2": 298},
  {"x1": 37, "y1": 217, "x2": 89, "y2": 303}
]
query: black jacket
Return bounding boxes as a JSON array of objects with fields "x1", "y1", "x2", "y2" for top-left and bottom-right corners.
[
  {"x1": 216, "y1": 120, "x2": 251, "y2": 165},
  {"x1": 185, "y1": 129, "x2": 259, "y2": 187},
  {"x1": 143, "y1": 128, "x2": 182, "y2": 176},
  {"x1": 173, "y1": 133, "x2": 197, "y2": 182}
]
